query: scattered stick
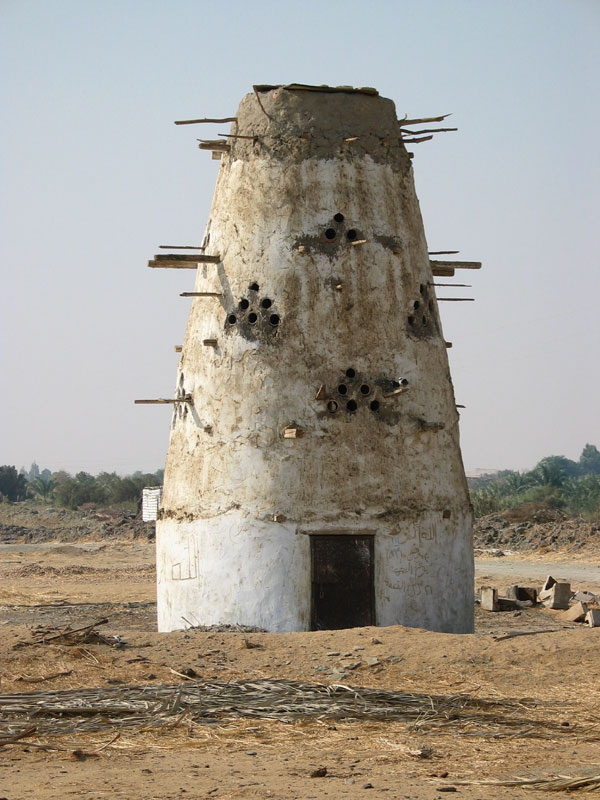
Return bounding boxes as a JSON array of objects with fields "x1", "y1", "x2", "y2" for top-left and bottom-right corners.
[{"x1": 174, "y1": 117, "x2": 237, "y2": 125}]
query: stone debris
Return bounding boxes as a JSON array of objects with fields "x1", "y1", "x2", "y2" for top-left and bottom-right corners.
[
  {"x1": 364, "y1": 656, "x2": 380, "y2": 667},
  {"x1": 561, "y1": 602, "x2": 588, "y2": 623},
  {"x1": 586, "y1": 609, "x2": 600, "y2": 628},
  {"x1": 480, "y1": 586, "x2": 499, "y2": 611},
  {"x1": 478, "y1": 577, "x2": 599, "y2": 629},
  {"x1": 539, "y1": 582, "x2": 571, "y2": 609}
]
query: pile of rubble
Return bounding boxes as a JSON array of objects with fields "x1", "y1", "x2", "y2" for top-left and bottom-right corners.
[
  {"x1": 479, "y1": 576, "x2": 600, "y2": 627},
  {"x1": 474, "y1": 512, "x2": 600, "y2": 554}
]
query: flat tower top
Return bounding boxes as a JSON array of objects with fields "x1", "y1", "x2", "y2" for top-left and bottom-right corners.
[{"x1": 253, "y1": 83, "x2": 379, "y2": 96}]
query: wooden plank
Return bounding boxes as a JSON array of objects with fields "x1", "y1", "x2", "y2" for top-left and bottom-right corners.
[
  {"x1": 159, "y1": 245, "x2": 204, "y2": 250},
  {"x1": 174, "y1": 117, "x2": 237, "y2": 125},
  {"x1": 437, "y1": 298, "x2": 474, "y2": 302},
  {"x1": 431, "y1": 267, "x2": 455, "y2": 277},
  {"x1": 203, "y1": 339, "x2": 218, "y2": 347},
  {"x1": 180, "y1": 292, "x2": 222, "y2": 297},
  {"x1": 398, "y1": 113, "x2": 451, "y2": 126},
  {"x1": 154, "y1": 254, "x2": 220, "y2": 262},
  {"x1": 429, "y1": 250, "x2": 459, "y2": 255},
  {"x1": 135, "y1": 395, "x2": 193, "y2": 405},
  {"x1": 198, "y1": 143, "x2": 230, "y2": 151},
  {"x1": 430, "y1": 260, "x2": 482, "y2": 270},
  {"x1": 174, "y1": 346, "x2": 182, "y2": 353}
]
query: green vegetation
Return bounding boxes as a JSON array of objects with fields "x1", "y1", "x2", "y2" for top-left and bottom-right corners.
[
  {"x1": 0, "y1": 464, "x2": 163, "y2": 509},
  {"x1": 469, "y1": 444, "x2": 600, "y2": 519}
]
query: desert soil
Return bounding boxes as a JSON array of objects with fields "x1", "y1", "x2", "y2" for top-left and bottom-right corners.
[{"x1": 1, "y1": 506, "x2": 599, "y2": 799}]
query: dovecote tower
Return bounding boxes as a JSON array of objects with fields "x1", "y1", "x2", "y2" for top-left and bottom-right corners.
[{"x1": 144, "y1": 84, "x2": 479, "y2": 634}]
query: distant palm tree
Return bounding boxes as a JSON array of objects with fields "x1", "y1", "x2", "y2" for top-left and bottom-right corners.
[{"x1": 28, "y1": 476, "x2": 55, "y2": 501}]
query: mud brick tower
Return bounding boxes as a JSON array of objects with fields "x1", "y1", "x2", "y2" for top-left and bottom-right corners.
[{"x1": 146, "y1": 84, "x2": 477, "y2": 634}]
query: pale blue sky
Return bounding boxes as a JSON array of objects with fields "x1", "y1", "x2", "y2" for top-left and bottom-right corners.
[{"x1": 1, "y1": 0, "x2": 599, "y2": 474}]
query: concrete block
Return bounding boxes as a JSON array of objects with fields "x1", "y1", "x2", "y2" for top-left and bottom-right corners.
[
  {"x1": 542, "y1": 575, "x2": 556, "y2": 592},
  {"x1": 541, "y1": 582, "x2": 571, "y2": 610},
  {"x1": 506, "y1": 585, "x2": 538, "y2": 603},
  {"x1": 585, "y1": 609, "x2": 600, "y2": 628},
  {"x1": 480, "y1": 586, "x2": 499, "y2": 612},
  {"x1": 561, "y1": 601, "x2": 588, "y2": 622}
]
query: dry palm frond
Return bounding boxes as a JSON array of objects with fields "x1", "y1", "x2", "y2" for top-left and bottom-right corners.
[
  {"x1": 443, "y1": 772, "x2": 600, "y2": 792},
  {"x1": 0, "y1": 679, "x2": 596, "y2": 744}
]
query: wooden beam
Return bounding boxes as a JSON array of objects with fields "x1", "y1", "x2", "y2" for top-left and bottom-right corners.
[
  {"x1": 218, "y1": 133, "x2": 257, "y2": 140},
  {"x1": 174, "y1": 117, "x2": 237, "y2": 125},
  {"x1": 430, "y1": 260, "x2": 482, "y2": 270},
  {"x1": 429, "y1": 250, "x2": 459, "y2": 255},
  {"x1": 180, "y1": 292, "x2": 222, "y2": 297},
  {"x1": 154, "y1": 254, "x2": 220, "y2": 262},
  {"x1": 432, "y1": 283, "x2": 472, "y2": 287},
  {"x1": 135, "y1": 395, "x2": 193, "y2": 405},
  {"x1": 198, "y1": 142, "x2": 230, "y2": 152},
  {"x1": 159, "y1": 245, "x2": 204, "y2": 250},
  {"x1": 445, "y1": 342, "x2": 453, "y2": 348},
  {"x1": 203, "y1": 339, "x2": 218, "y2": 347},
  {"x1": 431, "y1": 267, "x2": 455, "y2": 277},
  {"x1": 398, "y1": 113, "x2": 451, "y2": 126},
  {"x1": 437, "y1": 298, "x2": 474, "y2": 302},
  {"x1": 174, "y1": 346, "x2": 182, "y2": 352}
]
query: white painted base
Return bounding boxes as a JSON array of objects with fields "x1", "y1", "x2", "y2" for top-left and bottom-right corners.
[{"x1": 156, "y1": 511, "x2": 474, "y2": 634}]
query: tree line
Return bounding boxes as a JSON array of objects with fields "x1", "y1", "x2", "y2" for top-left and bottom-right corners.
[
  {"x1": 0, "y1": 464, "x2": 163, "y2": 509},
  {"x1": 468, "y1": 444, "x2": 600, "y2": 518}
]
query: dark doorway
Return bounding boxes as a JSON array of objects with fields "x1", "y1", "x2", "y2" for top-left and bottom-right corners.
[{"x1": 310, "y1": 534, "x2": 375, "y2": 630}]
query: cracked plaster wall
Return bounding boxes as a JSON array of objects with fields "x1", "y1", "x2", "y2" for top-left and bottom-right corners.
[{"x1": 156, "y1": 88, "x2": 474, "y2": 634}]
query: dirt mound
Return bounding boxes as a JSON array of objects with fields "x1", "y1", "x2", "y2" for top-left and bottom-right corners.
[
  {"x1": 474, "y1": 512, "x2": 600, "y2": 553},
  {"x1": 0, "y1": 502, "x2": 155, "y2": 543}
]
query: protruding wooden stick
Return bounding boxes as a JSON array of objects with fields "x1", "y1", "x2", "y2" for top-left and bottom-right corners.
[
  {"x1": 135, "y1": 395, "x2": 193, "y2": 405},
  {"x1": 174, "y1": 117, "x2": 237, "y2": 125},
  {"x1": 402, "y1": 135, "x2": 433, "y2": 144},
  {"x1": 398, "y1": 113, "x2": 451, "y2": 126},
  {"x1": 174, "y1": 346, "x2": 182, "y2": 353},
  {"x1": 431, "y1": 266, "x2": 455, "y2": 277},
  {"x1": 432, "y1": 283, "x2": 472, "y2": 287},
  {"x1": 180, "y1": 292, "x2": 222, "y2": 297},
  {"x1": 159, "y1": 245, "x2": 204, "y2": 250},
  {"x1": 154, "y1": 254, "x2": 220, "y2": 262},
  {"x1": 429, "y1": 250, "x2": 459, "y2": 255},
  {"x1": 198, "y1": 142, "x2": 230, "y2": 151},
  {"x1": 218, "y1": 133, "x2": 257, "y2": 140},
  {"x1": 437, "y1": 298, "x2": 474, "y2": 302},
  {"x1": 430, "y1": 260, "x2": 481, "y2": 270},
  {"x1": 203, "y1": 339, "x2": 218, "y2": 347},
  {"x1": 401, "y1": 127, "x2": 457, "y2": 135},
  {"x1": 445, "y1": 342, "x2": 453, "y2": 348},
  {"x1": 350, "y1": 239, "x2": 368, "y2": 246}
]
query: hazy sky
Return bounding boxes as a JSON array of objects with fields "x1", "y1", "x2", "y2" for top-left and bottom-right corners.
[{"x1": 2, "y1": 0, "x2": 599, "y2": 475}]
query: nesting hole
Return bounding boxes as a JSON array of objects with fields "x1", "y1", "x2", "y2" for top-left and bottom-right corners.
[
  {"x1": 346, "y1": 399, "x2": 358, "y2": 412},
  {"x1": 334, "y1": 213, "x2": 345, "y2": 223},
  {"x1": 360, "y1": 384, "x2": 371, "y2": 396},
  {"x1": 408, "y1": 316, "x2": 415, "y2": 326},
  {"x1": 346, "y1": 229, "x2": 358, "y2": 241},
  {"x1": 269, "y1": 314, "x2": 280, "y2": 326},
  {"x1": 261, "y1": 298, "x2": 272, "y2": 309},
  {"x1": 345, "y1": 368, "x2": 356, "y2": 378},
  {"x1": 369, "y1": 400, "x2": 380, "y2": 412},
  {"x1": 249, "y1": 282, "x2": 259, "y2": 292},
  {"x1": 327, "y1": 400, "x2": 339, "y2": 413},
  {"x1": 337, "y1": 384, "x2": 348, "y2": 396},
  {"x1": 419, "y1": 284, "x2": 426, "y2": 296},
  {"x1": 248, "y1": 312, "x2": 258, "y2": 325},
  {"x1": 422, "y1": 315, "x2": 428, "y2": 325},
  {"x1": 413, "y1": 300, "x2": 420, "y2": 310},
  {"x1": 227, "y1": 314, "x2": 237, "y2": 325},
  {"x1": 324, "y1": 228, "x2": 337, "y2": 240},
  {"x1": 428, "y1": 300, "x2": 434, "y2": 311},
  {"x1": 443, "y1": 509, "x2": 452, "y2": 519},
  {"x1": 239, "y1": 298, "x2": 250, "y2": 310}
]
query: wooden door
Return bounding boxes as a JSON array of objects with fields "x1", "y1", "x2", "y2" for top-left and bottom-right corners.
[{"x1": 310, "y1": 534, "x2": 375, "y2": 630}]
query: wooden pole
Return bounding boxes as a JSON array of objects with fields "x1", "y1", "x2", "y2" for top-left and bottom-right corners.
[
  {"x1": 174, "y1": 346, "x2": 182, "y2": 352},
  {"x1": 431, "y1": 267, "x2": 455, "y2": 277},
  {"x1": 429, "y1": 250, "x2": 459, "y2": 255},
  {"x1": 135, "y1": 395, "x2": 193, "y2": 405},
  {"x1": 174, "y1": 117, "x2": 237, "y2": 125},
  {"x1": 159, "y1": 245, "x2": 204, "y2": 250},
  {"x1": 437, "y1": 298, "x2": 474, "y2": 302},
  {"x1": 154, "y1": 253, "x2": 220, "y2": 262},
  {"x1": 180, "y1": 292, "x2": 222, "y2": 297},
  {"x1": 430, "y1": 260, "x2": 482, "y2": 270},
  {"x1": 398, "y1": 113, "x2": 451, "y2": 126}
]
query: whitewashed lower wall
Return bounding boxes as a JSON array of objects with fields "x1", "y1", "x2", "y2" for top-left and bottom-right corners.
[{"x1": 156, "y1": 511, "x2": 473, "y2": 634}]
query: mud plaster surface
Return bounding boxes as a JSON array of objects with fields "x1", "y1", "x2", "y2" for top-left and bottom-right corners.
[{"x1": 157, "y1": 88, "x2": 473, "y2": 633}]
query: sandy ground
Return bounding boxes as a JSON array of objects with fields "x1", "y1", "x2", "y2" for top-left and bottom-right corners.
[{"x1": 1, "y1": 540, "x2": 599, "y2": 799}]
